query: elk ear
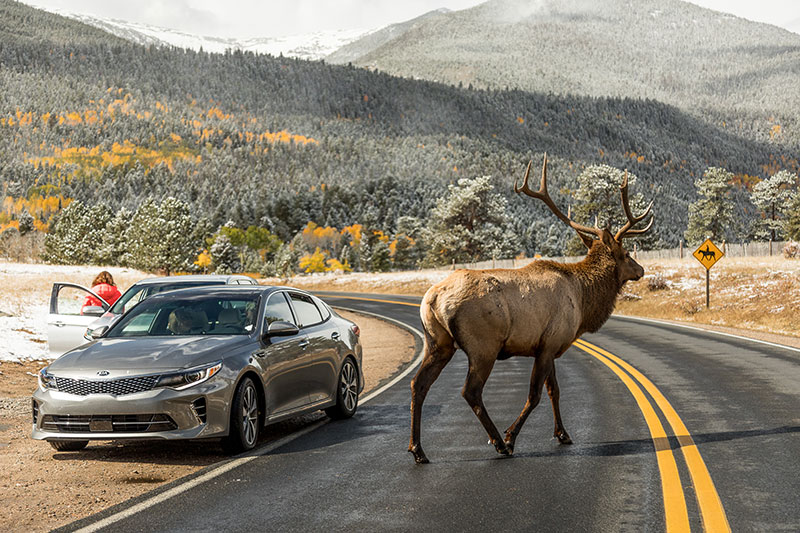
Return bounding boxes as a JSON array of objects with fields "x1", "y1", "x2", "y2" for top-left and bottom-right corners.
[
  {"x1": 601, "y1": 229, "x2": 616, "y2": 249},
  {"x1": 577, "y1": 231, "x2": 594, "y2": 249}
]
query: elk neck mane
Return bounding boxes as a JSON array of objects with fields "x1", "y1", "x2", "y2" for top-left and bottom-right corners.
[{"x1": 533, "y1": 244, "x2": 622, "y2": 334}]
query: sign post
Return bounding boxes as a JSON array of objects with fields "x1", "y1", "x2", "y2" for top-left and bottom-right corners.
[{"x1": 692, "y1": 238, "x2": 724, "y2": 308}]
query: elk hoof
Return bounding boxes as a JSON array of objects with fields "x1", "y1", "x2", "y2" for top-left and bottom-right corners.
[
  {"x1": 503, "y1": 433, "x2": 516, "y2": 454},
  {"x1": 555, "y1": 430, "x2": 573, "y2": 445},
  {"x1": 493, "y1": 440, "x2": 513, "y2": 457},
  {"x1": 409, "y1": 445, "x2": 429, "y2": 464}
]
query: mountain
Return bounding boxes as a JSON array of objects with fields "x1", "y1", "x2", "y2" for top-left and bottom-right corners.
[
  {"x1": 1, "y1": 0, "x2": 797, "y2": 254},
  {"x1": 327, "y1": 9, "x2": 450, "y2": 65},
  {"x1": 27, "y1": 4, "x2": 376, "y2": 61},
  {"x1": 336, "y1": 0, "x2": 800, "y2": 118}
]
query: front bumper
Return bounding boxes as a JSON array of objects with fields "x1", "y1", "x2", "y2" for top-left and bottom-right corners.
[{"x1": 32, "y1": 377, "x2": 231, "y2": 441}]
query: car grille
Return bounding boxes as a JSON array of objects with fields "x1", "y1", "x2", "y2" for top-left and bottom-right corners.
[
  {"x1": 41, "y1": 414, "x2": 177, "y2": 433},
  {"x1": 54, "y1": 375, "x2": 158, "y2": 396}
]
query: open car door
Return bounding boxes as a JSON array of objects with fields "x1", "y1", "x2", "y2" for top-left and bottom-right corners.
[{"x1": 47, "y1": 283, "x2": 110, "y2": 357}]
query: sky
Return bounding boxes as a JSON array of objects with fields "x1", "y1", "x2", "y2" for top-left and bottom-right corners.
[{"x1": 25, "y1": 0, "x2": 800, "y2": 38}]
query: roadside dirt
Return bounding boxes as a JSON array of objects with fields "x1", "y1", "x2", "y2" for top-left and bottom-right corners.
[{"x1": 0, "y1": 309, "x2": 416, "y2": 533}]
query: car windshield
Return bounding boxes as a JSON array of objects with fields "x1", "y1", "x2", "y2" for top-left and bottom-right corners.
[
  {"x1": 106, "y1": 294, "x2": 259, "y2": 337},
  {"x1": 110, "y1": 281, "x2": 226, "y2": 314}
]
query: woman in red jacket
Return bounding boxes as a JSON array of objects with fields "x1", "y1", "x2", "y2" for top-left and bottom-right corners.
[{"x1": 81, "y1": 271, "x2": 122, "y2": 314}]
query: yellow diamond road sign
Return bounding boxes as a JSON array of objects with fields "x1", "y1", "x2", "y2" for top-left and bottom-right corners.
[{"x1": 693, "y1": 238, "x2": 724, "y2": 270}]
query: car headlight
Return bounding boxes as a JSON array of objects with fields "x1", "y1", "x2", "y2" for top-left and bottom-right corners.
[
  {"x1": 38, "y1": 368, "x2": 56, "y2": 391},
  {"x1": 155, "y1": 362, "x2": 222, "y2": 390}
]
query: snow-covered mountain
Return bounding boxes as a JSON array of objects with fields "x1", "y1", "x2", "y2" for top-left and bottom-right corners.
[{"x1": 29, "y1": 5, "x2": 377, "y2": 60}]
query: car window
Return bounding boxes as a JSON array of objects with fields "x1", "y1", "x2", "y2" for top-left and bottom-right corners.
[
  {"x1": 312, "y1": 296, "x2": 331, "y2": 321},
  {"x1": 107, "y1": 295, "x2": 258, "y2": 337},
  {"x1": 264, "y1": 292, "x2": 295, "y2": 325},
  {"x1": 290, "y1": 293, "x2": 323, "y2": 327}
]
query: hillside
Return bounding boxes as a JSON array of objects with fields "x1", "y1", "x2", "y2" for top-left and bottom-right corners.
[
  {"x1": 0, "y1": 0, "x2": 797, "y2": 258},
  {"x1": 335, "y1": 0, "x2": 800, "y2": 121}
]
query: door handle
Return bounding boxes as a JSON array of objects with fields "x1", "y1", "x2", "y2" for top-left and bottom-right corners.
[
  {"x1": 53, "y1": 321, "x2": 66, "y2": 328},
  {"x1": 298, "y1": 340, "x2": 310, "y2": 349},
  {"x1": 331, "y1": 332, "x2": 340, "y2": 340}
]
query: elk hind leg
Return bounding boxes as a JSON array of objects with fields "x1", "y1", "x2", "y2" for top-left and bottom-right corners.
[
  {"x1": 409, "y1": 335, "x2": 455, "y2": 464},
  {"x1": 462, "y1": 356, "x2": 511, "y2": 457},
  {"x1": 503, "y1": 356, "x2": 553, "y2": 453},
  {"x1": 546, "y1": 364, "x2": 572, "y2": 444}
]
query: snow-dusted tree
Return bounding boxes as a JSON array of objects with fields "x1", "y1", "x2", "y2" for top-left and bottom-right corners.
[
  {"x1": 685, "y1": 167, "x2": 735, "y2": 245},
  {"x1": 370, "y1": 239, "x2": 392, "y2": 272},
  {"x1": 43, "y1": 200, "x2": 97, "y2": 264},
  {"x1": 750, "y1": 170, "x2": 797, "y2": 241},
  {"x1": 126, "y1": 197, "x2": 198, "y2": 274},
  {"x1": 568, "y1": 164, "x2": 658, "y2": 253},
  {"x1": 210, "y1": 233, "x2": 237, "y2": 274},
  {"x1": 18, "y1": 209, "x2": 34, "y2": 235},
  {"x1": 424, "y1": 176, "x2": 520, "y2": 266},
  {"x1": 95, "y1": 208, "x2": 130, "y2": 265}
]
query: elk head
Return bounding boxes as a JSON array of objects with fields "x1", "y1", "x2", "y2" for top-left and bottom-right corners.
[{"x1": 514, "y1": 154, "x2": 654, "y2": 284}]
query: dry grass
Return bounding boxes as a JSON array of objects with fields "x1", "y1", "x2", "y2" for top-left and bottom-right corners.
[{"x1": 615, "y1": 256, "x2": 800, "y2": 338}]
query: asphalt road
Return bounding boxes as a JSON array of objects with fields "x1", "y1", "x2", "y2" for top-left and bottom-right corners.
[{"x1": 63, "y1": 292, "x2": 800, "y2": 532}]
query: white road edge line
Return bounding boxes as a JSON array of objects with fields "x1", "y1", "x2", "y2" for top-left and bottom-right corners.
[
  {"x1": 73, "y1": 303, "x2": 425, "y2": 533},
  {"x1": 612, "y1": 314, "x2": 800, "y2": 354}
]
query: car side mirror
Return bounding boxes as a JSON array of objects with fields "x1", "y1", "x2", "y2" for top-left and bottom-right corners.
[
  {"x1": 265, "y1": 321, "x2": 299, "y2": 338},
  {"x1": 82, "y1": 306, "x2": 105, "y2": 317},
  {"x1": 87, "y1": 325, "x2": 109, "y2": 339}
]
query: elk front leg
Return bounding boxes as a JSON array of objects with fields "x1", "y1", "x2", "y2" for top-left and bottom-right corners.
[
  {"x1": 409, "y1": 341, "x2": 455, "y2": 464},
  {"x1": 546, "y1": 364, "x2": 572, "y2": 444},
  {"x1": 503, "y1": 356, "x2": 553, "y2": 453},
  {"x1": 462, "y1": 358, "x2": 510, "y2": 457}
]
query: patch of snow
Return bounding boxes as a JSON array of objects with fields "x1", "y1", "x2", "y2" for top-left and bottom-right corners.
[
  {"x1": 0, "y1": 305, "x2": 49, "y2": 362},
  {"x1": 31, "y1": 5, "x2": 379, "y2": 61}
]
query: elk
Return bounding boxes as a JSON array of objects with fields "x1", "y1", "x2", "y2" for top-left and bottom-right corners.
[{"x1": 409, "y1": 154, "x2": 653, "y2": 464}]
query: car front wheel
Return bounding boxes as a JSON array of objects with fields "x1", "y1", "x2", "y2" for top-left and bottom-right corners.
[
  {"x1": 49, "y1": 439, "x2": 88, "y2": 451},
  {"x1": 222, "y1": 377, "x2": 260, "y2": 454},
  {"x1": 325, "y1": 358, "x2": 359, "y2": 420}
]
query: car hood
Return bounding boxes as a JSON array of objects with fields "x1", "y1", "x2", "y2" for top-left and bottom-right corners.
[{"x1": 48, "y1": 335, "x2": 252, "y2": 375}]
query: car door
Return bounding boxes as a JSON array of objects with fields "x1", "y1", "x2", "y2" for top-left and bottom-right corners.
[
  {"x1": 47, "y1": 283, "x2": 110, "y2": 357},
  {"x1": 259, "y1": 292, "x2": 313, "y2": 415},
  {"x1": 288, "y1": 292, "x2": 339, "y2": 404}
]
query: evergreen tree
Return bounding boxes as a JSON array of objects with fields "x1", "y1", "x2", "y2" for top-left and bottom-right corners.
[
  {"x1": 95, "y1": 208, "x2": 130, "y2": 265},
  {"x1": 750, "y1": 170, "x2": 797, "y2": 241},
  {"x1": 18, "y1": 209, "x2": 34, "y2": 235},
  {"x1": 371, "y1": 239, "x2": 392, "y2": 272},
  {"x1": 684, "y1": 167, "x2": 735, "y2": 245},
  {"x1": 126, "y1": 197, "x2": 198, "y2": 274},
  {"x1": 210, "y1": 233, "x2": 237, "y2": 274},
  {"x1": 569, "y1": 164, "x2": 659, "y2": 252},
  {"x1": 424, "y1": 176, "x2": 520, "y2": 265},
  {"x1": 43, "y1": 200, "x2": 95, "y2": 264}
]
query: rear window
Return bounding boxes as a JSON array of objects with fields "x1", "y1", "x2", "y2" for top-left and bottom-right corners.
[{"x1": 290, "y1": 293, "x2": 323, "y2": 327}]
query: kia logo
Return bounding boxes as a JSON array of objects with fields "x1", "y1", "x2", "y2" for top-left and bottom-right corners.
[{"x1": 96, "y1": 370, "x2": 110, "y2": 376}]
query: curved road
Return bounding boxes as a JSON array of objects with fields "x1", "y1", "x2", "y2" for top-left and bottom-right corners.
[{"x1": 61, "y1": 292, "x2": 800, "y2": 532}]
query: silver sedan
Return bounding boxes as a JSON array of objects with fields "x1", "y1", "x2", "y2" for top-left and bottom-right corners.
[{"x1": 33, "y1": 286, "x2": 363, "y2": 453}]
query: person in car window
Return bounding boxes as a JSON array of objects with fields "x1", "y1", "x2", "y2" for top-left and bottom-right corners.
[{"x1": 81, "y1": 271, "x2": 122, "y2": 314}]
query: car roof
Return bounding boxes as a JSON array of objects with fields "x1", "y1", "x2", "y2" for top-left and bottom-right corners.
[
  {"x1": 131, "y1": 274, "x2": 258, "y2": 286},
  {"x1": 144, "y1": 285, "x2": 318, "y2": 301}
]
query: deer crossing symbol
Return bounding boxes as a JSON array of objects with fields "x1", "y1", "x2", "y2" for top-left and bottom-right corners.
[{"x1": 698, "y1": 245, "x2": 716, "y2": 261}]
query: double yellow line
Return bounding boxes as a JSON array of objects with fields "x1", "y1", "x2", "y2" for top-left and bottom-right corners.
[
  {"x1": 328, "y1": 295, "x2": 729, "y2": 531},
  {"x1": 574, "y1": 339, "x2": 730, "y2": 532}
]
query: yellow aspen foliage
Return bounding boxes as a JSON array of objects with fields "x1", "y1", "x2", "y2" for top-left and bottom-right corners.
[
  {"x1": 195, "y1": 250, "x2": 212, "y2": 271},
  {"x1": 299, "y1": 248, "x2": 329, "y2": 273},
  {"x1": 326, "y1": 258, "x2": 352, "y2": 273},
  {"x1": 341, "y1": 224, "x2": 362, "y2": 245}
]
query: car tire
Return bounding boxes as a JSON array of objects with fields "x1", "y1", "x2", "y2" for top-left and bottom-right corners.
[
  {"x1": 325, "y1": 358, "x2": 359, "y2": 420},
  {"x1": 222, "y1": 377, "x2": 260, "y2": 455},
  {"x1": 49, "y1": 439, "x2": 88, "y2": 451}
]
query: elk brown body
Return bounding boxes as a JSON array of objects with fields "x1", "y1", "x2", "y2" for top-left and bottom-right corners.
[{"x1": 409, "y1": 154, "x2": 653, "y2": 464}]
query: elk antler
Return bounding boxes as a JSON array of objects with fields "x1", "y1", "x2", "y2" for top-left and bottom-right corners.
[
  {"x1": 514, "y1": 153, "x2": 603, "y2": 240},
  {"x1": 614, "y1": 171, "x2": 654, "y2": 241}
]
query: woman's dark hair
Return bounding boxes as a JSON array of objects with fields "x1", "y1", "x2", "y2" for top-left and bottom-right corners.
[{"x1": 92, "y1": 271, "x2": 116, "y2": 287}]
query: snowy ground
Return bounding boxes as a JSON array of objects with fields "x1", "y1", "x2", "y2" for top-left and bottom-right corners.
[{"x1": 0, "y1": 262, "x2": 148, "y2": 362}]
